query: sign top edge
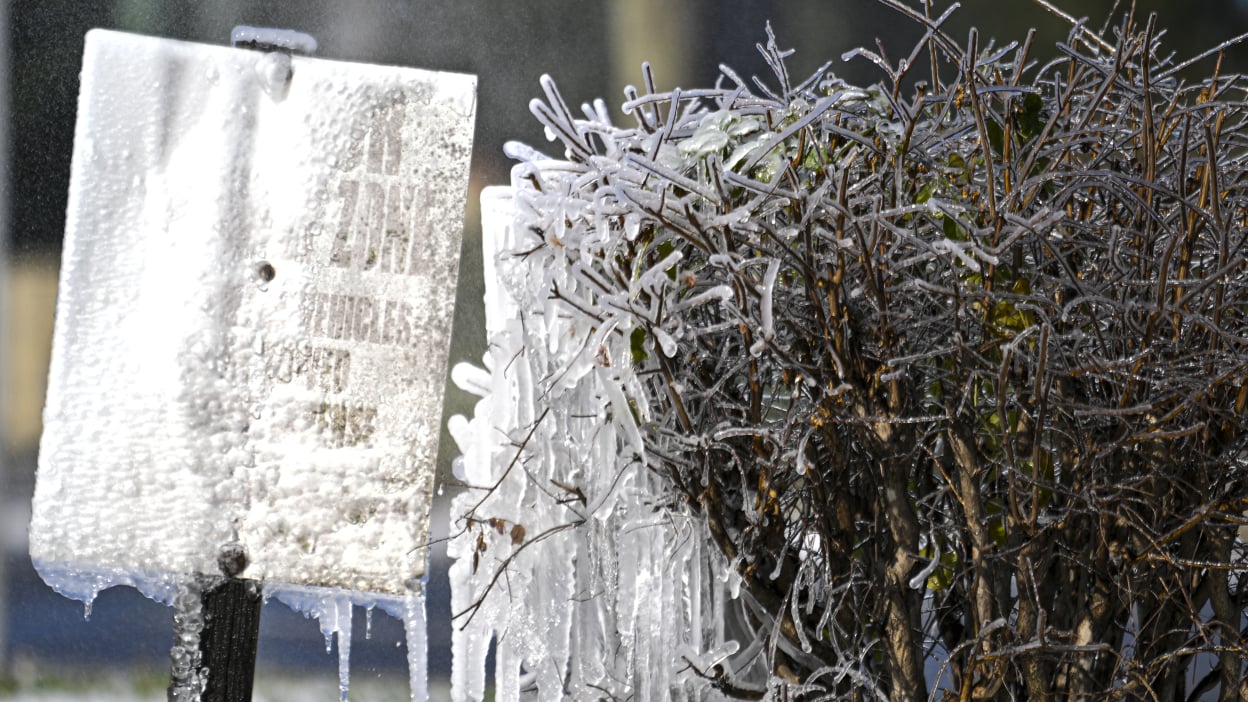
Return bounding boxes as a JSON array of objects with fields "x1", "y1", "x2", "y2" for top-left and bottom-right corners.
[{"x1": 82, "y1": 27, "x2": 479, "y2": 85}]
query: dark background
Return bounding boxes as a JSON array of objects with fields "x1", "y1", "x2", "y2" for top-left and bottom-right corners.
[
  {"x1": 14, "y1": 0, "x2": 1248, "y2": 257},
  {"x1": 4, "y1": 0, "x2": 1248, "y2": 696}
]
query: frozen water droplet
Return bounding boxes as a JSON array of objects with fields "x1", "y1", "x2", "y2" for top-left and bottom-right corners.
[
  {"x1": 254, "y1": 52, "x2": 292, "y2": 101},
  {"x1": 83, "y1": 599, "x2": 93, "y2": 620},
  {"x1": 653, "y1": 327, "x2": 677, "y2": 357}
]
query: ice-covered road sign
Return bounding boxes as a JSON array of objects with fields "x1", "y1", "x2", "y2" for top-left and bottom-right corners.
[{"x1": 30, "y1": 30, "x2": 476, "y2": 598}]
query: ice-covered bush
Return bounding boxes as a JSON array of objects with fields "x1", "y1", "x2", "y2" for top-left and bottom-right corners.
[{"x1": 452, "y1": 1, "x2": 1248, "y2": 699}]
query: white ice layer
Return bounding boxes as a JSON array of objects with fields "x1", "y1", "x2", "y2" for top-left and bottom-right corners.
[
  {"x1": 447, "y1": 180, "x2": 738, "y2": 701},
  {"x1": 30, "y1": 29, "x2": 476, "y2": 702},
  {"x1": 33, "y1": 27, "x2": 474, "y2": 596}
]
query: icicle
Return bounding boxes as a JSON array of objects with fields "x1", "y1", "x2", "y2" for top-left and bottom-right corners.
[
  {"x1": 336, "y1": 606, "x2": 352, "y2": 702},
  {"x1": 271, "y1": 585, "x2": 355, "y2": 701},
  {"x1": 495, "y1": 637, "x2": 520, "y2": 702},
  {"x1": 452, "y1": 362, "x2": 493, "y2": 398},
  {"x1": 31, "y1": 561, "x2": 115, "y2": 611},
  {"x1": 32, "y1": 559, "x2": 183, "y2": 617},
  {"x1": 449, "y1": 164, "x2": 748, "y2": 702},
  {"x1": 409, "y1": 592, "x2": 430, "y2": 702}
]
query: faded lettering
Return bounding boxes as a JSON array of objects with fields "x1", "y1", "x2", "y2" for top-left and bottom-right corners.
[
  {"x1": 309, "y1": 401, "x2": 377, "y2": 448},
  {"x1": 328, "y1": 180, "x2": 433, "y2": 275},
  {"x1": 303, "y1": 291, "x2": 413, "y2": 348},
  {"x1": 266, "y1": 343, "x2": 351, "y2": 393}
]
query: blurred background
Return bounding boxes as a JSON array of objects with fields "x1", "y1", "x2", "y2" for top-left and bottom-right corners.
[{"x1": 3, "y1": 0, "x2": 1248, "y2": 698}]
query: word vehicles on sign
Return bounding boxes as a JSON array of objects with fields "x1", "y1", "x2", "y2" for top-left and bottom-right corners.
[{"x1": 29, "y1": 29, "x2": 476, "y2": 599}]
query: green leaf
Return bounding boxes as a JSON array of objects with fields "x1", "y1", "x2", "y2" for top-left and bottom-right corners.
[
  {"x1": 984, "y1": 118, "x2": 1005, "y2": 156},
  {"x1": 921, "y1": 548, "x2": 959, "y2": 591},
  {"x1": 630, "y1": 327, "x2": 649, "y2": 364},
  {"x1": 915, "y1": 179, "x2": 938, "y2": 205},
  {"x1": 942, "y1": 215, "x2": 967, "y2": 242},
  {"x1": 1015, "y1": 92, "x2": 1045, "y2": 142},
  {"x1": 948, "y1": 152, "x2": 970, "y2": 182},
  {"x1": 801, "y1": 142, "x2": 829, "y2": 172},
  {"x1": 657, "y1": 240, "x2": 677, "y2": 281},
  {"x1": 1023, "y1": 452, "x2": 1056, "y2": 508},
  {"x1": 985, "y1": 498, "x2": 1008, "y2": 546},
  {"x1": 988, "y1": 517, "x2": 1007, "y2": 546}
]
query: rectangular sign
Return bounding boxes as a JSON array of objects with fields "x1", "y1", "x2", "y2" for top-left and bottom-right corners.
[{"x1": 30, "y1": 29, "x2": 476, "y2": 597}]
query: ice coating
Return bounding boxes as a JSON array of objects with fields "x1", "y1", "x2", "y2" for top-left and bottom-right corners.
[
  {"x1": 32, "y1": 28, "x2": 473, "y2": 602},
  {"x1": 447, "y1": 183, "x2": 739, "y2": 701},
  {"x1": 230, "y1": 25, "x2": 318, "y2": 54},
  {"x1": 168, "y1": 580, "x2": 208, "y2": 702},
  {"x1": 29, "y1": 28, "x2": 473, "y2": 701},
  {"x1": 253, "y1": 52, "x2": 293, "y2": 100},
  {"x1": 31, "y1": 26, "x2": 473, "y2": 698}
]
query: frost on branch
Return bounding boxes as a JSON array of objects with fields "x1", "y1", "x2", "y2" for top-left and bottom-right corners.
[
  {"x1": 452, "y1": 2, "x2": 1248, "y2": 699},
  {"x1": 447, "y1": 180, "x2": 745, "y2": 701}
]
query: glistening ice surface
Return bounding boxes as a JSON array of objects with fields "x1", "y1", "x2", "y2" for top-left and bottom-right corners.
[
  {"x1": 30, "y1": 29, "x2": 476, "y2": 600},
  {"x1": 446, "y1": 178, "x2": 740, "y2": 702}
]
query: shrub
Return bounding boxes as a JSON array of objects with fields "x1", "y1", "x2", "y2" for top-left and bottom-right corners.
[{"x1": 456, "y1": 2, "x2": 1248, "y2": 698}]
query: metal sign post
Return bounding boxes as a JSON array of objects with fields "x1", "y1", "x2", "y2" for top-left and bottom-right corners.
[
  {"x1": 28, "y1": 26, "x2": 476, "y2": 700},
  {"x1": 196, "y1": 577, "x2": 263, "y2": 702},
  {"x1": 167, "y1": 544, "x2": 262, "y2": 702}
]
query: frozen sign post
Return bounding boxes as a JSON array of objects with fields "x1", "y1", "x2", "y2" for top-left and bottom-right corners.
[{"x1": 28, "y1": 27, "x2": 476, "y2": 701}]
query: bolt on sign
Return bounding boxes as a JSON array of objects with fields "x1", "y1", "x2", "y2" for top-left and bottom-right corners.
[{"x1": 29, "y1": 29, "x2": 476, "y2": 599}]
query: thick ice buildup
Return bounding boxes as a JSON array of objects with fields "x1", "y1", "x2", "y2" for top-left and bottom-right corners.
[
  {"x1": 168, "y1": 580, "x2": 208, "y2": 702},
  {"x1": 447, "y1": 178, "x2": 737, "y2": 701},
  {"x1": 30, "y1": 29, "x2": 476, "y2": 603},
  {"x1": 230, "y1": 25, "x2": 318, "y2": 54}
]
